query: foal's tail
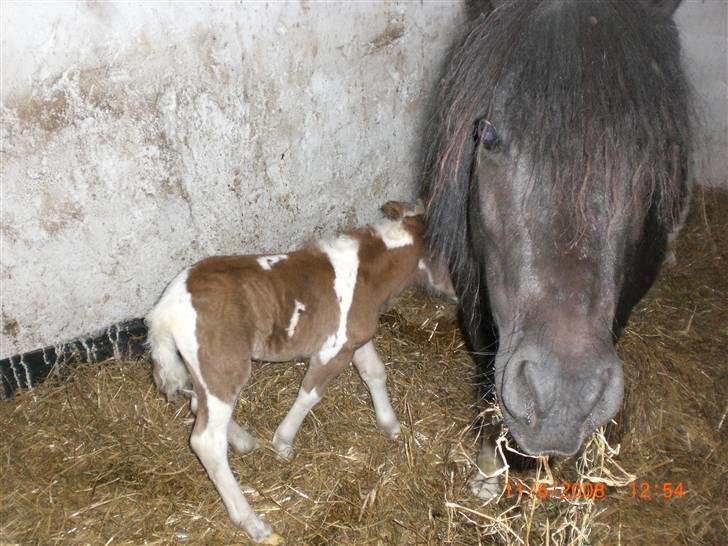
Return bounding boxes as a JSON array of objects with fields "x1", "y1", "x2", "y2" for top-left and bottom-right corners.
[{"x1": 146, "y1": 271, "x2": 193, "y2": 401}]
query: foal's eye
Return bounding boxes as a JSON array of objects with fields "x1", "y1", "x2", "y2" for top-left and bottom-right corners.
[{"x1": 475, "y1": 119, "x2": 500, "y2": 150}]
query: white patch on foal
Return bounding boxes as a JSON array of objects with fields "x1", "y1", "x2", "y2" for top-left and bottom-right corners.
[
  {"x1": 146, "y1": 269, "x2": 198, "y2": 398},
  {"x1": 286, "y1": 300, "x2": 306, "y2": 338},
  {"x1": 374, "y1": 219, "x2": 413, "y2": 249},
  {"x1": 318, "y1": 236, "x2": 359, "y2": 365},
  {"x1": 257, "y1": 254, "x2": 288, "y2": 271}
]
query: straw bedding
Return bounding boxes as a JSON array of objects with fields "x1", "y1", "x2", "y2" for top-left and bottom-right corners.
[{"x1": 1, "y1": 192, "x2": 725, "y2": 545}]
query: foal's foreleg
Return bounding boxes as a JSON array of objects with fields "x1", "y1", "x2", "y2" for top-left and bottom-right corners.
[
  {"x1": 272, "y1": 350, "x2": 352, "y2": 459},
  {"x1": 189, "y1": 393, "x2": 259, "y2": 454},
  {"x1": 352, "y1": 341, "x2": 401, "y2": 439},
  {"x1": 469, "y1": 421, "x2": 506, "y2": 501}
]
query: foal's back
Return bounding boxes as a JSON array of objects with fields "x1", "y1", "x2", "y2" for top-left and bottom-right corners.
[{"x1": 187, "y1": 247, "x2": 339, "y2": 363}]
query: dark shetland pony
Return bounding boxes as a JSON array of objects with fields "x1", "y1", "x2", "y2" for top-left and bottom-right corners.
[{"x1": 422, "y1": 0, "x2": 691, "y2": 498}]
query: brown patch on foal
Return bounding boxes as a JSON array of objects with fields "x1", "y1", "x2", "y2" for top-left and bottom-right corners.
[{"x1": 188, "y1": 248, "x2": 339, "y2": 403}]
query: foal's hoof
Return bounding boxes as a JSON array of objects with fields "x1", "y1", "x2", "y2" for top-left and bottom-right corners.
[
  {"x1": 381, "y1": 421, "x2": 402, "y2": 440},
  {"x1": 243, "y1": 514, "x2": 282, "y2": 544},
  {"x1": 228, "y1": 421, "x2": 260, "y2": 454},
  {"x1": 272, "y1": 436, "x2": 294, "y2": 460},
  {"x1": 261, "y1": 532, "x2": 284, "y2": 545},
  {"x1": 469, "y1": 473, "x2": 501, "y2": 502},
  {"x1": 230, "y1": 434, "x2": 260, "y2": 454}
]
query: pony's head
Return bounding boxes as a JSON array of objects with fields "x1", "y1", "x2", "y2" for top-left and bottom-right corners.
[{"x1": 425, "y1": 0, "x2": 690, "y2": 456}]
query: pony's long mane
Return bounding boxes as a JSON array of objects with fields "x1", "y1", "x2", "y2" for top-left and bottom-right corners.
[{"x1": 423, "y1": 0, "x2": 692, "y2": 329}]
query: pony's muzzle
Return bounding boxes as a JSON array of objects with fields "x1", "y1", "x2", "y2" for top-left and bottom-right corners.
[{"x1": 499, "y1": 346, "x2": 624, "y2": 456}]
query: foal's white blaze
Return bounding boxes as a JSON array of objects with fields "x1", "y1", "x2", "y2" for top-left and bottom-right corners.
[
  {"x1": 257, "y1": 254, "x2": 288, "y2": 271},
  {"x1": 286, "y1": 300, "x2": 307, "y2": 338},
  {"x1": 374, "y1": 219, "x2": 414, "y2": 249},
  {"x1": 318, "y1": 236, "x2": 359, "y2": 365}
]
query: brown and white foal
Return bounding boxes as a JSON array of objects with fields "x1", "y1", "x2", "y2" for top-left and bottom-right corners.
[{"x1": 147, "y1": 201, "x2": 453, "y2": 543}]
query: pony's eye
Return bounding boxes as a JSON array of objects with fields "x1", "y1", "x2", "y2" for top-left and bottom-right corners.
[{"x1": 475, "y1": 119, "x2": 499, "y2": 150}]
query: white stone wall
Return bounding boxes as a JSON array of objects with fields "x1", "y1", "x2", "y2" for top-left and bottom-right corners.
[
  {"x1": 1, "y1": 1, "x2": 725, "y2": 358},
  {"x1": 676, "y1": 0, "x2": 728, "y2": 189},
  {"x1": 0, "y1": 1, "x2": 465, "y2": 357}
]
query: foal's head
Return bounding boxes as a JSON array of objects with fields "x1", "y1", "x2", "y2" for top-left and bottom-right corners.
[{"x1": 381, "y1": 200, "x2": 456, "y2": 302}]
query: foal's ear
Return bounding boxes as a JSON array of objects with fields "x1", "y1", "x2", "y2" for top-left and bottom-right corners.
[
  {"x1": 640, "y1": 0, "x2": 682, "y2": 18},
  {"x1": 382, "y1": 201, "x2": 425, "y2": 219},
  {"x1": 382, "y1": 199, "x2": 425, "y2": 220},
  {"x1": 382, "y1": 201, "x2": 407, "y2": 220}
]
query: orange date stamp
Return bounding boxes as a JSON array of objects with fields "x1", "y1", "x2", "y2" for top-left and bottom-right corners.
[
  {"x1": 503, "y1": 480, "x2": 687, "y2": 501},
  {"x1": 505, "y1": 480, "x2": 607, "y2": 500}
]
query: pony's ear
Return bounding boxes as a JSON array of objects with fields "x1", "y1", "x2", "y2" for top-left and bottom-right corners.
[
  {"x1": 640, "y1": 0, "x2": 682, "y2": 18},
  {"x1": 463, "y1": 0, "x2": 502, "y2": 21}
]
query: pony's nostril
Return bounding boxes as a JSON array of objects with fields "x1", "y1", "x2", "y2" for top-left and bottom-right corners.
[
  {"x1": 523, "y1": 361, "x2": 556, "y2": 417},
  {"x1": 502, "y1": 360, "x2": 537, "y2": 423},
  {"x1": 585, "y1": 371, "x2": 607, "y2": 407},
  {"x1": 502, "y1": 357, "x2": 560, "y2": 424}
]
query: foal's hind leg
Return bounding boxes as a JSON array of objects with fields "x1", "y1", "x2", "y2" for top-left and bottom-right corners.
[
  {"x1": 352, "y1": 341, "x2": 401, "y2": 439},
  {"x1": 190, "y1": 391, "x2": 273, "y2": 542},
  {"x1": 190, "y1": 394, "x2": 259, "y2": 454},
  {"x1": 179, "y1": 325, "x2": 278, "y2": 543}
]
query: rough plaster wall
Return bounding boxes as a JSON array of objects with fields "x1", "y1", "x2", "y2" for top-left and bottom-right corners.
[
  {"x1": 0, "y1": 1, "x2": 465, "y2": 357},
  {"x1": 676, "y1": 0, "x2": 728, "y2": 188}
]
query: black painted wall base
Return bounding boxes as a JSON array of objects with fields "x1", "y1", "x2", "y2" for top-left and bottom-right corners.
[{"x1": 0, "y1": 318, "x2": 148, "y2": 400}]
